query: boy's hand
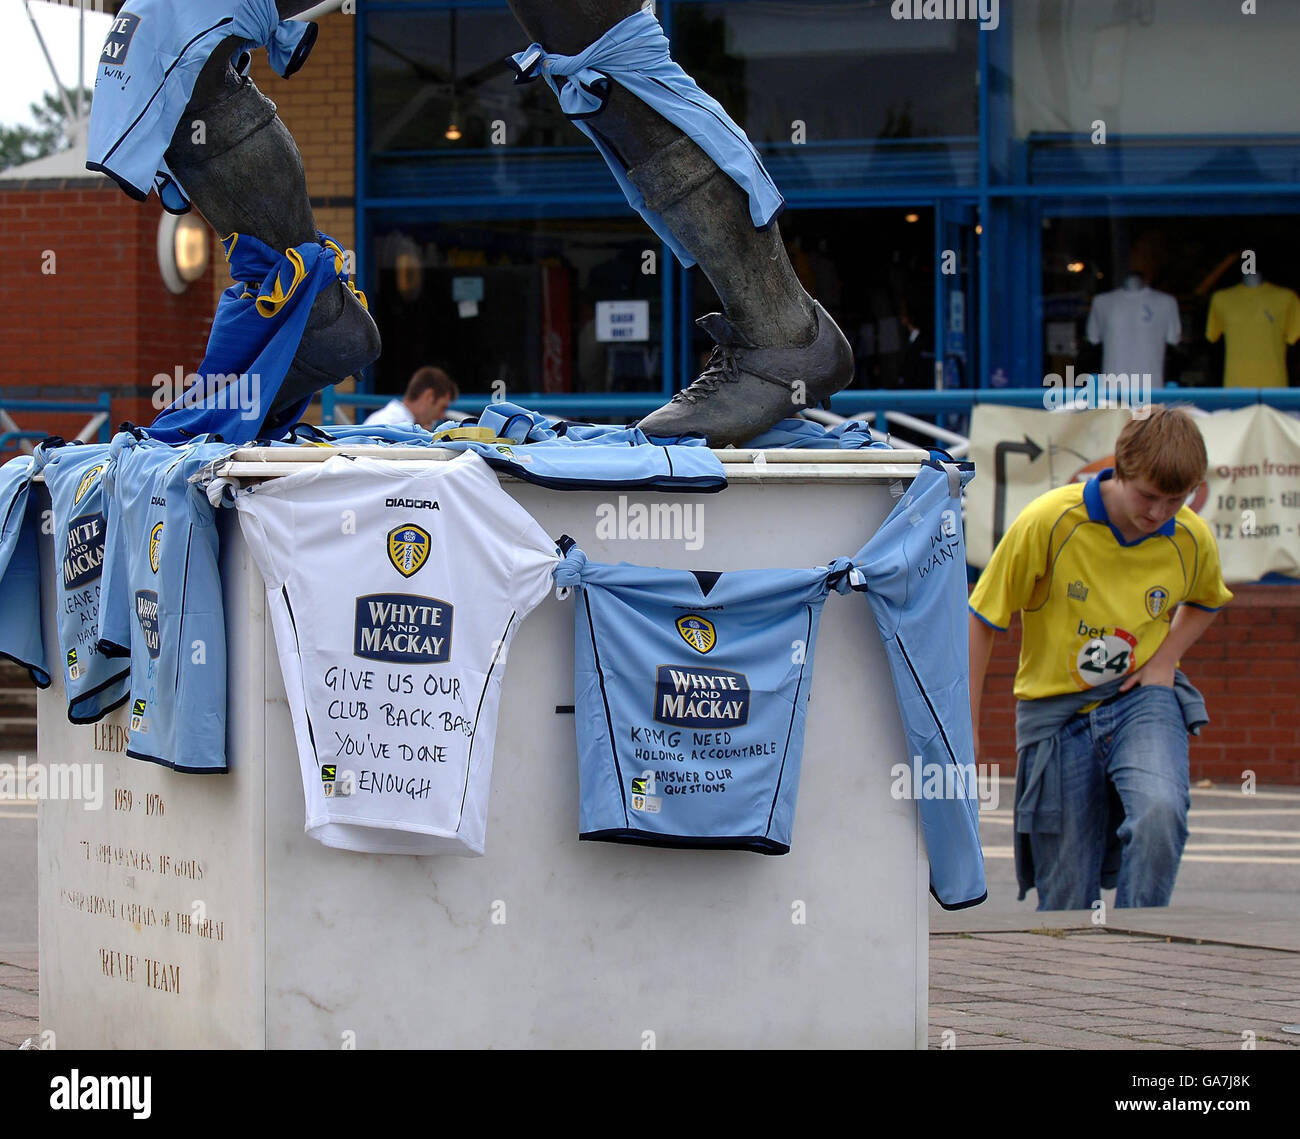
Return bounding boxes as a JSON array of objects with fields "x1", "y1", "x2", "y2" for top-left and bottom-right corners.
[{"x1": 1120, "y1": 656, "x2": 1176, "y2": 691}]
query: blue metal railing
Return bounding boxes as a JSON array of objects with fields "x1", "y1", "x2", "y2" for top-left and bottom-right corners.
[
  {"x1": 317, "y1": 385, "x2": 1300, "y2": 429},
  {"x1": 0, "y1": 431, "x2": 53, "y2": 456},
  {"x1": 320, "y1": 388, "x2": 674, "y2": 423},
  {"x1": 0, "y1": 394, "x2": 113, "y2": 460},
  {"x1": 827, "y1": 386, "x2": 1300, "y2": 434}
]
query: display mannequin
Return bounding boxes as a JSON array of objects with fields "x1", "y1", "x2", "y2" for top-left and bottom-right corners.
[
  {"x1": 1206, "y1": 267, "x2": 1300, "y2": 388},
  {"x1": 1084, "y1": 273, "x2": 1181, "y2": 388}
]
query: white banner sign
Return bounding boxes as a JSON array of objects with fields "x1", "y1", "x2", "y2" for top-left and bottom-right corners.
[{"x1": 966, "y1": 404, "x2": 1300, "y2": 583}]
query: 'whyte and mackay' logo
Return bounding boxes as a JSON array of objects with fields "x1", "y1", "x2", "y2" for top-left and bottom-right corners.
[
  {"x1": 654, "y1": 665, "x2": 750, "y2": 729},
  {"x1": 135, "y1": 591, "x2": 160, "y2": 659},
  {"x1": 675, "y1": 614, "x2": 716, "y2": 654},
  {"x1": 63, "y1": 513, "x2": 105, "y2": 589},
  {"x1": 353, "y1": 594, "x2": 452, "y2": 664},
  {"x1": 387, "y1": 524, "x2": 430, "y2": 578},
  {"x1": 101, "y1": 12, "x2": 141, "y2": 66}
]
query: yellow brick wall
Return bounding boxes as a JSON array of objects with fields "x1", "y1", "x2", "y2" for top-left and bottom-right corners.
[
  {"x1": 210, "y1": 13, "x2": 358, "y2": 309},
  {"x1": 257, "y1": 14, "x2": 358, "y2": 219}
]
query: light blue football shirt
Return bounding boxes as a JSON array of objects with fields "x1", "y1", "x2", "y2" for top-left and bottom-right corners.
[
  {"x1": 556, "y1": 543, "x2": 851, "y2": 854},
  {"x1": 509, "y1": 9, "x2": 782, "y2": 268},
  {"x1": 86, "y1": 0, "x2": 316, "y2": 211},
  {"x1": 99, "y1": 434, "x2": 235, "y2": 773},
  {"x1": 837, "y1": 457, "x2": 987, "y2": 910},
  {"x1": 33, "y1": 442, "x2": 131, "y2": 722},
  {"x1": 0, "y1": 456, "x2": 48, "y2": 688}
]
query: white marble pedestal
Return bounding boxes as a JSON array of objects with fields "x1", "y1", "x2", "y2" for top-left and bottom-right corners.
[{"x1": 37, "y1": 450, "x2": 933, "y2": 1048}]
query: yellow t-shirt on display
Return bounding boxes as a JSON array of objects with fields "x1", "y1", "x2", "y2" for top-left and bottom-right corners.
[
  {"x1": 969, "y1": 469, "x2": 1233, "y2": 703},
  {"x1": 1205, "y1": 281, "x2": 1300, "y2": 388}
]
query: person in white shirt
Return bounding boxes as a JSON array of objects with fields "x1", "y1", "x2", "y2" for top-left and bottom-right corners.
[{"x1": 363, "y1": 366, "x2": 459, "y2": 428}]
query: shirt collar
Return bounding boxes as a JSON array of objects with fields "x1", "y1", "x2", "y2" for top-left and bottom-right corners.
[{"x1": 1083, "y1": 467, "x2": 1176, "y2": 545}]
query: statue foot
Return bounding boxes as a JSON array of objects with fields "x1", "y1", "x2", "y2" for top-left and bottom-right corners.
[
  {"x1": 637, "y1": 301, "x2": 853, "y2": 447},
  {"x1": 263, "y1": 280, "x2": 381, "y2": 428}
]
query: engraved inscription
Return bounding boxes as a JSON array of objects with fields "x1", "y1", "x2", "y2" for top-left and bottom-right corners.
[{"x1": 97, "y1": 947, "x2": 182, "y2": 995}]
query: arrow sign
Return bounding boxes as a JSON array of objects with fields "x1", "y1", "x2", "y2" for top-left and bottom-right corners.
[{"x1": 993, "y1": 435, "x2": 1043, "y2": 545}]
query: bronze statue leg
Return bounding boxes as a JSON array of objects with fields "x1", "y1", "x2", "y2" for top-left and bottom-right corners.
[
  {"x1": 164, "y1": 23, "x2": 379, "y2": 426},
  {"x1": 506, "y1": 1, "x2": 852, "y2": 443},
  {"x1": 506, "y1": 0, "x2": 815, "y2": 348}
]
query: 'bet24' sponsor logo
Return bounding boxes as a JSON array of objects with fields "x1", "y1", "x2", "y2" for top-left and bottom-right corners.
[{"x1": 1073, "y1": 621, "x2": 1136, "y2": 686}]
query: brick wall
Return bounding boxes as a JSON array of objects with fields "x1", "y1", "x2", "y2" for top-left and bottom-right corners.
[
  {"x1": 975, "y1": 583, "x2": 1300, "y2": 785},
  {"x1": 0, "y1": 180, "x2": 215, "y2": 440}
]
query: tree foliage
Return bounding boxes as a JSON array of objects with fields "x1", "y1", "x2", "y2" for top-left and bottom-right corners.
[{"x1": 0, "y1": 86, "x2": 93, "y2": 173}]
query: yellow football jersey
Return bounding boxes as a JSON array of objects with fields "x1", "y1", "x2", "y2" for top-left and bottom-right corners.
[
  {"x1": 1205, "y1": 282, "x2": 1300, "y2": 388},
  {"x1": 969, "y1": 469, "x2": 1233, "y2": 702}
]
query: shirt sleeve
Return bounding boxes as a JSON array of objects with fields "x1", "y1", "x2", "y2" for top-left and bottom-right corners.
[
  {"x1": 968, "y1": 499, "x2": 1051, "y2": 631},
  {"x1": 1205, "y1": 293, "x2": 1223, "y2": 343},
  {"x1": 267, "y1": 20, "x2": 318, "y2": 78},
  {"x1": 1164, "y1": 296, "x2": 1182, "y2": 346},
  {"x1": 507, "y1": 513, "x2": 561, "y2": 618},
  {"x1": 1285, "y1": 290, "x2": 1300, "y2": 346},
  {"x1": 1085, "y1": 298, "x2": 1103, "y2": 345},
  {"x1": 1183, "y1": 522, "x2": 1234, "y2": 612},
  {"x1": 232, "y1": 493, "x2": 287, "y2": 590},
  {"x1": 96, "y1": 461, "x2": 132, "y2": 655}
]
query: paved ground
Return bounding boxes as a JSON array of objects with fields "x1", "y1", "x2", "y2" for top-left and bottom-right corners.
[
  {"x1": 3, "y1": 771, "x2": 1298, "y2": 1049},
  {"x1": 0, "y1": 765, "x2": 38, "y2": 1049},
  {"x1": 0, "y1": 947, "x2": 38, "y2": 1050},
  {"x1": 924, "y1": 777, "x2": 1300, "y2": 1049},
  {"x1": 930, "y1": 929, "x2": 1300, "y2": 1050}
]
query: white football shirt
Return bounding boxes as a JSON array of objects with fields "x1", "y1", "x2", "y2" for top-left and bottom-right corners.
[
  {"x1": 1085, "y1": 286, "x2": 1181, "y2": 387},
  {"x1": 234, "y1": 451, "x2": 558, "y2": 855}
]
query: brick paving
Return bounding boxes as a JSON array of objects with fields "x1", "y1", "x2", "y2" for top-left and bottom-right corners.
[
  {"x1": 930, "y1": 929, "x2": 1300, "y2": 1050},
  {"x1": 0, "y1": 950, "x2": 39, "y2": 1049}
]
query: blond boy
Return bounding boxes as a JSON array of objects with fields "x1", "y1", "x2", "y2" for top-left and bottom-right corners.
[{"x1": 969, "y1": 407, "x2": 1232, "y2": 909}]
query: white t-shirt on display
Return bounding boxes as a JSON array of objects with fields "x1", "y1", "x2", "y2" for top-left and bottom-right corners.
[
  {"x1": 1085, "y1": 286, "x2": 1181, "y2": 387},
  {"x1": 234, "y1": 452, "x2": 559, "y2": 855}
]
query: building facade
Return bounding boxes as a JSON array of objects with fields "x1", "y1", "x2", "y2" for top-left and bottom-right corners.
[{"x1": 332, "y1": 0, "x2": 1300, "y2": 406}]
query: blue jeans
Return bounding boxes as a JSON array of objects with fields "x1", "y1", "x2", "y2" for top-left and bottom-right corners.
[{"x1": 1030, "y1": 684, "x2": 1190, "y2": 911}]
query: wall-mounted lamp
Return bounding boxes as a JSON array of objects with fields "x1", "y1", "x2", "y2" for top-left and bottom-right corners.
[{"x1": 157, "y1": 211, "x2": 210, "y2": 294}]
